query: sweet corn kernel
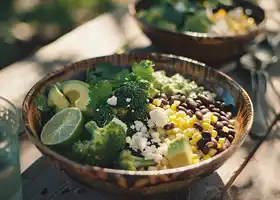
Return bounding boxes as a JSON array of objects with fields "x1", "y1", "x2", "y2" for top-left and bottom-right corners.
[
  {"x1": 176, "y1": 111, "x2": 187, "y2": 118},
  {"x1": 203, "y1": 155, "x2": 211, "y2": 160},
  {"x1": 153, "y1": 99, "x2": 162, "y2": 107},
  {"x1": 206, "y1": 141, "x2": 215, "y2": 148},
  {"x1": 192, "y1": 146, "x2": 198, "y2": 153},
  {"x1": 148, "y1": 104, "x2": 157, "y2": 111},
  {"x1": 229, "y1": 119, "x2": 235, "y2": 125},
  {"x1": 201, "y1": 122, "x2": 210, "y2": 130},
  {"x1": 172, "y1": 128, "x2": 182, "y2": 135},
  {"x1": 164, "y1": 105, "x2": 171, "y2": 109},
  {"x1": 171, "y1": 101, "x2": 180, "y2": 110},
  {"x1": 202, "y1": 118, "x2": 211, "y2": 124},
  {"x1": 208, "y1": 125, "x2": 214, "y2": 132},
  {"x1": 209, "y1": 148, "x2": 218, "y2": 157},
  {"x1": 182, "y1": 122, "x2": 192, "y2": 129},
  {"x1": 191, "y1": 158, "x2": 200, "y2": 165},
  {"x1": 218, "y1": 138, "x2": 226, "y2": 145},
  {"x1": 192, "y1": 132, "x2": 202, "y2": 143},
  {"x1": 190, "y1": 140, "x2": 197, "y2": 146},
  {"x1": 222, "y1": 126, "x2": 229, "y2": 133},
  {"x1": 217, "y1": 9, "x2": 227, "y2": 17},
  {"x1": 210, "y1": 115, "x2": 218, "y2": 123},
  {"x1": 247, "y1": 17, "x2": 255, "y2": 25},
  {"x1": 217, "y1": 143, "x2": 222, "y2": 149},
  {"x1": 176, "y1": 117, "x2": 186, "y2": 127},
  {"x1": 166, "y1": 109, "x2": 174, "y2": 116},
  {"x1": 166, "y1": 130, "x2": 174, "y2": 136},
  {"x1": 192, "y1": 154, "x2": 199, "y2": 160},
  {"x1": 184, "y1": 128, "x2": 196, "y2": 138},
  {"x1": 211, "y1": 130, "x2": 218, "y2": 138},
  {"x1": 188, "y1": 116, "x2": 197, "y2": 127},
  {"x1": 169, "y1": 115, "x2": 176, "y2": 121}
]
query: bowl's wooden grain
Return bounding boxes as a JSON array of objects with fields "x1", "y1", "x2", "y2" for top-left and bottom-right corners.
[
  {"x1": 23, "y1": 53, "x2": 253, "y2": 195},
  {"x1": 129, "y1": 1, "x2": 265, "y2": 66}
]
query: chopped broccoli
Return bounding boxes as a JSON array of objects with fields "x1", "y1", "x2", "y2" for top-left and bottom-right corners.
[
  {"x1": 113, "y1": 81, "x2": 149, "y2": 121},
  {"x1": 78, "y1": 118, "x2": 127, "y2": 167},
  {"x1": 90, "y1": 103, "x2": 115, "y2": 127},
  {"x1": 117, "y1": 150, "x2": 156, "y2": 171},
  {"x1": 72, "y1": 140, "x2": 96, "y2": 165}
]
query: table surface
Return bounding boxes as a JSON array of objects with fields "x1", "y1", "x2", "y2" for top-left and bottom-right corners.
[{"x1": 1, "y1": 0, "x2": 280, "y2": 199}]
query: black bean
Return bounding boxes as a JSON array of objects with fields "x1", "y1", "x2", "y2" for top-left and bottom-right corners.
[
  {"x1": 160, "y1": 93, "x2": 167, "y2": 99},
  {"x1": 226, "y1": 134, "x2": 234, "y2": 143},
  {"x1": 195, "y1": 111, "x2": 203, "y2": 120},
  {"x1": 213, "y1": 112, "x2": 221, "y2": 120},
  {"x1": 221, "y1": 116, "x2": 229, "y2": 122},
  {"x1": 201, "y1": 108, "x2": 209, "y2": 114},
  {"x1": 195, "y1": 108, "x2": 200, "y2": 112},
  {"x1": 215, "y1": 121, "x2": 224, "y2": 129},
  {"x1": 208, "y1": 104, "x2": 215, "y2": 111},
  {"x1": 220, "y1": 111, "x2": 226, "y2": 117},
  {"x1": 161, "y1": 99, "x2": 169, "y2": 105},
  {"x1": 220, "y1": 103, "x2": 233, "y2": 112},
  {"x1": 194, "y1": 122, "x2": 203, "y2": 132},
  {"x1": 197, "y1": 139, "x2": 207, "y2": 149},
  {"x1": 198, "y1": 94, "x2": 213, "y2": 105},
  {"x1": 164, "y1": 123, "x2": 175, "y2": 130},
  {"x1": 177, "y1": 106, "x2": 188, "y2": 113},
  {"x1": 218, "y1": 130, "x2": 226, "y2": 137},
  {"x1": 222, "y1": 121, "x2": 229, "y2": 126},
  {"x1": 202, "y1": 131, "x2": 212, "y2": 139},
  {"x1": 41, "y1": 188, "x2": 48, "y2": 195},
  {"x1": 228, "y1": 129, "x2": 236, "y2": 136},
  {"x1": 180, "y1": 95, "x2": 186, "y2": 103},
  {"x1": 186, "y1": 98, "x2": 197, "y2": 109},
  {"x1": 212, "y1": 108, "x2": 220, "y2": 113},
  {"x1": 202, "y1": 146, "x2": 210, "y2": 155},
  {"x1": 169, "y1": 95, "x2": 180, "y2": 104},
  {"x1": 186, "y1": 109, "x2": 194, "y2": 116},
  {"x1": 181, "y1": 103, "x2": 188, "y2": 109},
  {"x1": 226, "y1": 112, "x2": 232, "y2": 119},
  {"x1": 199, "y1": 105, "x2": 206, "y2": 109},
  {"x1": 214, "y1": 101, "x2": 222, "y2": 108},
  {"x1": 228, "y1": 124, "x2": 235, "y2": 129},
  {"x1": 148, "y1": 98, "x2": 153, "y2": 103},
  {"x1": 195, "y1": 99, "x2": 202, "y2": 107}
]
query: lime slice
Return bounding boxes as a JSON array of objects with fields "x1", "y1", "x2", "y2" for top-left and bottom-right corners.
[{"x1": 41, "y1": 107, "x2": 83, "y2": 146}]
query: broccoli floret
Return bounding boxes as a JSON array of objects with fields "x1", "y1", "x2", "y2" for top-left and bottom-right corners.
[
  {"x1": 113, "y1": 81, "x2": 149, "y2": 121},
  {"x1": 117, "y1": 150, "x2": 156, "y2": 171},
  {"x1": 90, "y1": 104, "x2": 114, "y2": 127},
  {"x1": 72, "y1": 118, "x2": 127, "y2": 167}
]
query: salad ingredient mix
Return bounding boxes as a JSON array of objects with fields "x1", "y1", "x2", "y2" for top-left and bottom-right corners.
[
  {"x1": 36, "y1": 60, "x2": 236, "y2": 171},
  {"x1": 137, "y1": 0, "x2": 257, "y2": 36}
]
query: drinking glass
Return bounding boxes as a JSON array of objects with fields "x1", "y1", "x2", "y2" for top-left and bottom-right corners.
[{"x1": 0, "y1": 97, "x2": 22, "y2": 200}]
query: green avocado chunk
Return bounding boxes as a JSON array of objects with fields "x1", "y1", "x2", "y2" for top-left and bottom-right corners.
[
  {"x1": 61, "y1": 80, "x2": 89, "y2": 111},
  {"x1": 47, "y1": 85, "x2": 70, "y2": 111}
]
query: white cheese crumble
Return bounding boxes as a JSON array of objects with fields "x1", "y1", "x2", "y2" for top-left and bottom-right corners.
[
  {"x1": 126, "y1": 98, "x2": 131, "y2": 102},
  {"x1": 107, "y1": 96, "x2": 117, "y2": 106},
  {"x1": 111, "y1": 118, "x2": 127, "y2": 132},
  {"x1": 149, "y1": 109, "x2": 169, "y2": 128},
  {"x1": 134, "y1": 121, "x2": 144, "y2": 131},
  {"x1": 130, "y1": 125, "x2": 135, "y2": 130},
  {"x1": 96, "y1": 109, "x2": 100, "y2": 112}
]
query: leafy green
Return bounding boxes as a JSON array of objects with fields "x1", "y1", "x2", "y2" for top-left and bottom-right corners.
[
  {"x1": 184, "y1": 10, "x2": 211, "y2": 33},
  {"x1": 35, "y1": 94, "x2": 49, "y2": 112},
  {"x1": 132, "y1": 60, "x2": 155, "y2": 82},
  {"x1": 87, "y1": 81, "x2": 113, "y2": 110}
]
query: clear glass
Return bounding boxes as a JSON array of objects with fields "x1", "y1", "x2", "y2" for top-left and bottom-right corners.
[{"x1": 0, "y1": 97, "x2": 22, "y2": 200}]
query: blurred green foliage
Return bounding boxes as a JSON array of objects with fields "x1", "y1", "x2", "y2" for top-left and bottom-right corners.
[{"x1": 0, "y1": 0, "x2": 116, "y2": 68}]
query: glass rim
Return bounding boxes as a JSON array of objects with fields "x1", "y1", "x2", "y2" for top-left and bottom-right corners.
[{"x1": 0, "y1": 96, "x2": 21, "y2": 135}]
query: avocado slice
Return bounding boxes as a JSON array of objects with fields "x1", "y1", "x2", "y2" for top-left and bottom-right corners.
[
  {"x1": 61, "y1": 80, "x2": 89, "y2": 111},
  {"x1": 166, "y1": 136, "x2": 194, "y2": 168},
  {"x1": 47, "y1": 85, "x2": 70, "y2": 111}
]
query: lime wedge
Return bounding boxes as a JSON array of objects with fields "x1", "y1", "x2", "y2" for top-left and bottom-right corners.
[{"x1": 41, "y1": 107, "x2": 83, "y2": 146}]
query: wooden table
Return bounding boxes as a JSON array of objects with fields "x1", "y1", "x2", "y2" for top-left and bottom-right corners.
[{"x1": 1, "y1": 0, "x2": 280, "y2": 199}]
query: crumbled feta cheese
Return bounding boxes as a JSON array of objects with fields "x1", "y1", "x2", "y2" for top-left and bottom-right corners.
[
  {"x1": 149, "y1": 110, "x2": 169, "y2": 128},
  {"x1": 96, "y1": 109, "x2": 100, "y2": 112},
  {"x1": 134, "y1": 121, "x2": 144, "y2": 131},
  {"x1": 126, "y1": 136, "x2": 132, "y2": 145},
  {"x1": 140, "y1": 126, "x2": 148, "y2": 133},
  {"x1": 130, "y1": 125, "x2": 135, "y2": 129},
  {"x1": 146, "y1": 99, "x2": 150, "y2": 103},
  {"x1": 154, "y1": 154, "x2": 163, "y2": 164},
  {"x1": 151, "y1": 132, "x2": 161, "y2": 143},
  {"x1": 156, "y1": 143, "x2": 168, "y2": 155},
  {"x1": 127, "y1": 104, "x2": 130, "y2": 108},
  {"x1": 107, "y1": 96, "x2": 117, "y2": 106},
  {"x1": 147, "y1": 119, "x2": 155, "y2": 128},
  {"x1": 111, "y1": 118, "x2": 127, "y2": 132},
  {"x1": 132, "y1": 110, "x2": 135, "y2": 113},
  {"x1": 126, "y1": 98, "x2": 131, "y2": 103}
]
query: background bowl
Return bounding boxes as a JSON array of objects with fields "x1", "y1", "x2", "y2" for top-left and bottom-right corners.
[
  {"x1": 23, "y1": 53, "x2": 253, "y2": 195},
  {"x1": 129, "y1": 1, "x2": 265, "y2": 66}
]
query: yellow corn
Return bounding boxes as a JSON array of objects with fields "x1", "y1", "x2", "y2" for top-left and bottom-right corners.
[
  {"x1": 218, "y1": 138, "x2": 225, "y2": 145},
  {"x1": 163, "y1": 105, "x2": 171, "y2": 109},
  {"x1": 176, "y1": 111, "x2": 186, "y2": 118},
  {"x1": 222, "y1": 126, "x2": 229, "y2": 133},
  {"x1": 166, "y1": 130, "x2": 174, "y2": 136},
  {"x1": 202, "y1": 118, "x2": 211, "y2": 124},
  {"x1": 166, "y1": 109, "x2": 174, "y2": 116},
  {"x1": 169, "y1": 115, "x2": 176, "y2": 121},
  {"x1": 192, "y1": 146, "x2": 198, "y2": 153},
  {"x1": 188, "y1": 116, "x2": 197, "y2": 127},
  {"x1": 217, "y1": 9, "x2": 227, "y2": 17},
  {"x1": 171, "y1": 101, "x2": 180, "y2": 111},
  {"x1": 210, "y1": 115, "x2": 218, "y2": 123},
  {"x1": 203, "y1": 155, "x2": 211, "y2": 160},
  {"x1": 247, "y1": 17, "x2": 255, "y2": 25},
  {"x1": 229, "y1": 119, "x2": 235, "y2": 125},
  {"x1": 176, "y1": 117, "x2": 186, "y2": 127},
  {"x1": 208, "y1": 125, "x2": 214, "y2": 132},
  {"x1": 191, "y1": 158, "x2": 200, "y2": 165},
  {"x1": 148, "y1": 104, "x2": 157, "y2": 111},
  {"x1": 184, "y1": 128, "x2": 196, "y2": 138},
  {"x1": 209, "y1": 148, "x2": 218, "y2": 157},
  {"x1": 192, "y1": 132, "x2": 202, "y2": 144},
  {"x1": 172, "y1": 128, "x2": 182, "y2": 135},
  {"x1": 206, "y1": 142, "x2": 215, "y2": 148},
  {"x1": 153, "y1": 99, "x2": 162, "y2": 107},
  {"x1": 211, "y1": 130, "x2": 218, "y2": 138},
  {"x1": 217, "y1": 143, "x2": 222, "y2": 149},
  {"x1": 201, "y1": 122, "x2": 210, "y2": 130},
  {"x1": 190, "y1": 140, "x2": 197, "y2": 146}
]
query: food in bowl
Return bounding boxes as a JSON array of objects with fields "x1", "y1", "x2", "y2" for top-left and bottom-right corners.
[
  {"x1": 35, "y1": 60, "x2": 236, "y2": 171},
  {"x1": 136, "y1": 0, "x2": 257, "y2": 36}
]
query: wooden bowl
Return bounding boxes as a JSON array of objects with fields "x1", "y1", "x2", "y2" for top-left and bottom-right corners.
[
  {"x1": 129, "y1": 1, "x2": 265, "y2": 66},
  {"x1": 23, "y1": 53, "x2": 253, "y2": 195}
]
